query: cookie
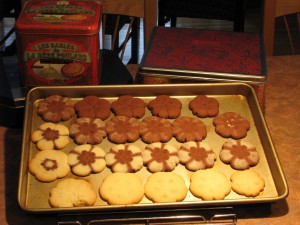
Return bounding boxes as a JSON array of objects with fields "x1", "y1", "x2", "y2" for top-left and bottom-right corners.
[
  {"x1": 230, "y1": 170, "x2": 265, "y2": 197},
  {"x1": 144, "y1": 172, "x2": 188, "y2": 203},
  {"x1": 220, "y1": 140, "x2": 260, "y2": 170},
  {"x1": 37, "y1": 95, "x2": 75, "y2": 123},
  {"x1": 213, "y1": 112, "x2": 250, "y2": 139},
  {"x1": 68, "y1": 144, "x2": 106, "y2": 176},
  {"x1": 188, "y1": 95, "x2": 219, "y2": 117},
  {"x1": 147, "y1": 95, "x2": 182, "y2": 118},
  {"x1": 139, "y1": 116, "x2": 173, "y2": 144},
  {"x1": 111, "y1": 95, "x2": 146, "y2": 118},
  {"x1": 105, "y1": 144, "x2": 143, "y2": 173},
  {"x1": 178, "y1": 141, "x2": 216, "y2": 171},
  {"x1": 70, "y1": 117, "x2": 106, "y2": 145},
  {"x1": 61, "y1": 62, "x2": 85, "y2": 77},
  {"x1": 189, "y1": 169, "x2": 231, "y2": 200},
  {"x1": 142, "y1": 143, "x2": 179, "y2": 172},
  {"x1": 172, "y1": 116, "x2": 207, "y2": 142},
  {"x1": 31, "y1": 122, "x2": 70, "y2": 151},
  {"x1": 75, "y1": 96, "x2": 111, "y2": 120},
  {"x1": 29, "y1": 150, "x2": 70, "y2": 182},
  {"x1": 49, "y1": 178, "x2": 97, "y2": 208},
  {"x1": 105, "y1": 116, "x2": 140, "y2": 144},
  {"x1": 99, "y1": 173, "x2": 144, "y2": 205}
]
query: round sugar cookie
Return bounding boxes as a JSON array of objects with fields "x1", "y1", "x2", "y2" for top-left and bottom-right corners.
[
  {"x1": 178, "y1": 141, "x2": 216, "y2": 171},
  {"x1": 31, "y1": 122, "x2": 70, "y2": 151},
  {"x1": 49, "y1": 178, "x2": 97, "y2": 208},
  {"x1": 68, "y1": 144, "x2": 106, "y2": 176},
  {"x1": 230, "y1": 170, "x2": 265, "y2": 197},
  {"x1": 189, "y1": 169, "x2": 231, "y2": 200},
  {"x1": 29, "y1": 150, "x2": 70, "y2": 182},
  {"x1": 144, "y1": 172, "x2": 188, "y2": 203},
  {"x1": 99, "y1": 173, "x2": 144, "y2": 205},
  {"x1": 105, "y1": 144, "x2": 143, "y2": 173}
]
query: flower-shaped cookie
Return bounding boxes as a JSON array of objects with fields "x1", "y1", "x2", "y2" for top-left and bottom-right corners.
[
  {"x1": 105, "y1": 144, "x2": 143, "y2": 173},
  {"x1": 147, "y1": 95, "x2": 182, "y2": 118},
  {"x1": 139, "y1": 116, "x2": 173, "y2": 143},
  {"x1": 29, "y1": 150, "x2": 70, "y2": 182},
  {"x1": 31, "y1": 122, "x2": 70, "y2": 151},
  {"x1": 37, "y1": 95, "x2": 75, "y2": 122},
  {"x1": 188, "y1": 95, "x2": 219, "y2": 117},
  {"x1": 213, "y1": 112, "x2": 250, "y2": 139},
  {"x1": 70, "y1": 118, "x2": 107, "y2": 145},
  {"x1": 111, "y1": 95, "x2": 146, "y2": 118},
  {"x1": 75, "y1": 96, "x2": 111, "y2": 120},
  {"x1": 68, "y1": 144, "x2": 106, "y2": 176},
  {"x1": 220, "y1": 140, "x2": 260, "y2": 170},
  {"x1": 142, "y1": 142, "x2": 179, "y2": 172}
]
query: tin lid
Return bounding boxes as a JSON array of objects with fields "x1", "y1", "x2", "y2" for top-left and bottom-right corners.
[
  {"x1": 16, "y1": 0, "x2": 101, "y2": 35},
  {"x1": 140, "y1": 27, "x2": 266, "y2": 83}
]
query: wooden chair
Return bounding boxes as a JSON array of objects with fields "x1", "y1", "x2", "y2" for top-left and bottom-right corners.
[{"x1": 263, "y1": 0, "x2": 300, "y2": 55}]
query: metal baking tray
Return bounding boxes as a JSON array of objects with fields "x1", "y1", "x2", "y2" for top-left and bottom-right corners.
[{"x1": 18, "y1": 83, "x2": 288, "y2": 213}]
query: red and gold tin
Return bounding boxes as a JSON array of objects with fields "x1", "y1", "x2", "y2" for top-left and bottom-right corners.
[{"x1": 16, "y1": 0, "x2": 101, "y2": 86}]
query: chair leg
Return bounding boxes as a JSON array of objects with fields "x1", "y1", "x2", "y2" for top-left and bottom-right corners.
[
  {"x1": 170, "y1": 17, "x2": 177, "y2": 27},
  {"x1": 283, "y1": 15, "x2": 295, "y2": 55}
]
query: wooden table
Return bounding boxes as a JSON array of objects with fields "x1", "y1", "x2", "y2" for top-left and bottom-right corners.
[{"x1": 1, "y1": 55, "x2": 299, "y2": 224}]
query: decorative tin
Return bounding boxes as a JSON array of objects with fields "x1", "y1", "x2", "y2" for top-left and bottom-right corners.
[
  {"x1": 139, "y1": 27, "x2": 267, "y2": 108},
  {"x1": 16, "y1": 0, "x2": 101, "y2": 86}
]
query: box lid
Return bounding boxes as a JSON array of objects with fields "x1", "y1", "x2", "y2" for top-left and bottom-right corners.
[
  {"x1": 16, "y1": 0, "x2": 101, "y2": 35},
  {"x1": 140, "y1": 27, "x2": 266, "y2": 83}
]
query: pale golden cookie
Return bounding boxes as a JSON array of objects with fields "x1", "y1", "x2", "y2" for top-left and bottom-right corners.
[
  {"x1": 144, "y1": 172, "x2": 188, "y2": 203},
  {"x1": 70, "y1": 117, "x2": 106, "y2": 145},
  {"x1": 99, "y1": 173, "x2": 144, "y2": 205},
  {"x1": 178, "y1": 141, "x2": 216, "y2": 171},
  {"x1": 230, "y1": 170, "x2": 265, "y2": 197},
  {"x1": 105, "y1": 116, "x2": 140, "y2": 144},
  {"x1": 139, "y1": 116, "x2": 173, "y2": 144},
  {"x1": 188, "y1": 95, "x2": 219, "y2": 118},
  {"x1": 68, "y1": 144, "x2": 106, "y2": 176},
  {"x1": 31, "y1": 122, "x2": 70, "y2": 151},
  {"x1": 189, "y1": 169, "x2": 231, "y2": 200},
  {"x1": 37, "y1": 95, "x2": 75, "y2": 123},
  {"x1": 29, "y1": 150, "x2": 70, "y2": 182},
  {"x1": 172, "y1": 116, "x2": 207, "y2": 142},
  {"x1": 49, "y1": 178, "x2": 97, "y2": 208},
  {"x1": 147, "y1": 95, "x2": 182, "y2": 118},
  {"x1": 213, "y1": 112, "x2": 250, "y2": 139},
  {"x1": 105, "y1": 144, "x2": 143, "y2": 173},
  {"x1": 220, "y1": 140, "x2": 260, "y2": 170},
  {"x1": 142, "y1": 142, "x2": 179, "y2": 172}
]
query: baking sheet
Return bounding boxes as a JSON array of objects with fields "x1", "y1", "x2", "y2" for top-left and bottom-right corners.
[{"x1": 18, "y1": 83, "x2": 288, "y2": 213}]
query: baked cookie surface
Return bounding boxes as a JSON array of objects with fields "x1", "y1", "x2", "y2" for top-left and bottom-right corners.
[
  {"x1": 70, "y1": 117, "x2": 106, "y2": 145},
  {"x1": 31, "y1": 122, "x2": 70, "y2": 151},
  {"x1": 75, "y1": 96, "x2": 111, "y2": 120},
  {"x1": 49, "y1": 178, "x2": 97, "y2": 208},
  {"x1": 172, "y1": 116, "x2": 207, "y2": 142},
  {"x1": 99, "y1": 173, "x2": 144, "y2": 205},
  {"x1": 144, "y1": 172, "x2": 188, "y2": 203},
  {"x1": 29, "y1": 150, "x2": 70, "y2": 182},
  {"x1": 230, "y1": 170, "x2": 265, "y2": 197},
  {"x1": 220, "y1": 140, "x2": 260, "y2": 170},
  {"x1": 189, "y1": 169, "x2": 231, "y2": 200},
  {"x1": 213, "y1": 112, "x2": 250, "y2": 139},
  {"x1": 105, "y1": 144, "x2": 143, "y2": 173},
  {"x1": 147, "y1": 95, "x2": 182, "y2": 118},
  {"x1": 139, "y1": 116, "x2": 173, "y2": 143},
  {"x1": 178, "y1": 141, "x2": 216, "y2": 171},
  {"x1": 37, "y1": 95, "x2": 75, "y2": 122},
  {"x1": 189, "y1": 95, "x2": 219, "y2": 117},
  {"x1": 68, "y1": 144, "x2": 106, "y2": 176},
  {"x1": 142, "y1": 142, "x2": 179, "y2": 172},
  {"x1": 105, "y1": 116, "x2": 140, "y2": 144},
  {"x1": 111, "y1": 95, "x2": 146, "y2": 118}
]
